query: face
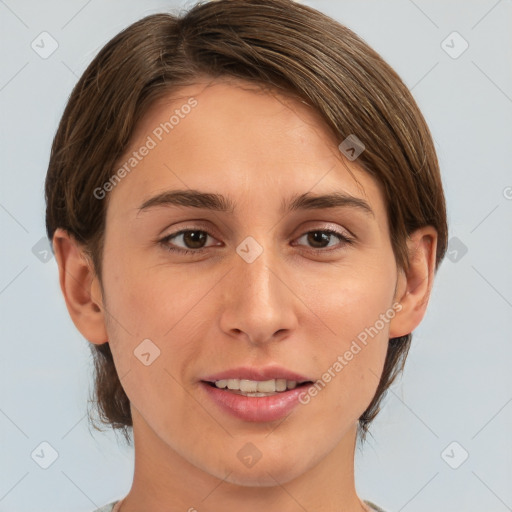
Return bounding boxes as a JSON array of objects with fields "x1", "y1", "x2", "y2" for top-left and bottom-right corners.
[{"x1": 98, "y1": 78, "x2": 402, "y2": 485}]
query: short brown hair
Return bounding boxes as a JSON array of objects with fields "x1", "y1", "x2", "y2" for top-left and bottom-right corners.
[{"x1": 45, "y1": 0, "x2": 448, "y2": 443}]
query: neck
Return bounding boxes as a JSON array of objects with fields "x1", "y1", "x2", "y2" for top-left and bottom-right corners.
[{"x1": 119, "y1": 409, "x2": 369, "y2": 512}]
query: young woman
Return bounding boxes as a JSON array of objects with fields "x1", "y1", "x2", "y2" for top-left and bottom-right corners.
[{"x1": 45, "y1": 1, "x2": 448, "y2": 510}]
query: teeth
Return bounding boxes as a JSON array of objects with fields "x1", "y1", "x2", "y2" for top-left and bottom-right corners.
[
  {"x1": 214, "y1": 378, "x2": 301, "y2": 392},
  {"x1": 226, "y1": 379, "x2": 239, "y2": 390},
  {"x1": 275, "y1": 379, "x2": 287, "y2": 391}
]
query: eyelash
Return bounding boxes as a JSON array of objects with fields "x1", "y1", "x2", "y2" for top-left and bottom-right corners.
[{"x1": 159, "y1": 227, "x2": 354, "y2": 255}]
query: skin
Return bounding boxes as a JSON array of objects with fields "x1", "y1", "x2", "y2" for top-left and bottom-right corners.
[{"x1": 53, "y1": 78, "x2": 437, "y2": 512}]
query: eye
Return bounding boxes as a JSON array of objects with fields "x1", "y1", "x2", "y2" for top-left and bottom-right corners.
[
  {"x1": 294, "y1": 229, "x2": 353, "y2": 251},
  {"x1": 160, "y1": 229, "x2": 220, "y2": 254},
  {"x1": 159, "y1": 227, "x2": 354, "y2": 256}
]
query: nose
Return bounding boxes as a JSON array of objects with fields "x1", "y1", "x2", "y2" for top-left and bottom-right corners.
[{"x1": 218, "y1": 244, "x2": 298, "y2": 345}]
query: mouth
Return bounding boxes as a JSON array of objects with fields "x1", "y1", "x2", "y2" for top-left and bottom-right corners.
[
  {"x1": 202, "y1": 378, "x2": 314, "y2": 397},
  {"x1": 200, "y1": 378, "x2": 315, "y2": 422},
  {"x1": 199, "y1": 366, "x2": 316, "y2": 421}
]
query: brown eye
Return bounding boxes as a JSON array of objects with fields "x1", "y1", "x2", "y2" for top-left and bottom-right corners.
[
  {"x1": 295, "y1": 230, "x2": 353, "y2": 250},
  {"x1": 180, "y1": 230, "x2": 208, "y2": 249},
  {"x1": 161, "y1": 229, "x2": 219, "y2": 254}
]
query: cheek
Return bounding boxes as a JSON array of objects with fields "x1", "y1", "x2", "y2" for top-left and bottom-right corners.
[
  {"x1": 101, "y1": 254, "x2": 217, "y2": 380},
  {"x1": 101, "y1": 248, "x2": 199, "y2": 336},
  {"x1": 100, "y1": 263, "x2": 204, "y2": 418},
  {"x1": 306, "y1": 266, "x2": 395, "y2": 400},
  {"x1": 312, "y1": 264, "x2": 395, "y2": 341}
]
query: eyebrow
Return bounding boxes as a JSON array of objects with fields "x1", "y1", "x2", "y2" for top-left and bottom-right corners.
[{"x1": 137, "y1": 189, "x2": 374, "y2": 217}]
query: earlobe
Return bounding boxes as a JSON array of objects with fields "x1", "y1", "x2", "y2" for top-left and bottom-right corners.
[
  {"x1": 388, "y1": 226, "x2": 438, "y2": 339},
  {"x1": 52, "y1": 228, "x2": 108, "y2": 345}
]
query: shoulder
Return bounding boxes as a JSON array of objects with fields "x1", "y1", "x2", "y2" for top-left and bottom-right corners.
[
  {"x1": 364, "y1": 500, "x2": 388, "y2": 512},
  {"x1": 91, "y1": 501, "x2": 119, "y2": 512}
]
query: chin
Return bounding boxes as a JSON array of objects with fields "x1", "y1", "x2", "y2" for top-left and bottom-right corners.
[
  {"x1": 222, "y1": 467, "x2": 298, "y2": 487},
  {"x1": 209, "y1": 453, "x2": 311, "y2": 487}
]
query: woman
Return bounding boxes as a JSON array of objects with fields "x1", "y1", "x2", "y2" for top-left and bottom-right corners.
[{"x1": 45, "y1": 1, "x2": 448, "y2": 510}]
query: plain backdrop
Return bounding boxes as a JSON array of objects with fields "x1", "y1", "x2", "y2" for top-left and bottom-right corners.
[{"x1": 1, "y1": 1, "x2": 511, "y2": 511}]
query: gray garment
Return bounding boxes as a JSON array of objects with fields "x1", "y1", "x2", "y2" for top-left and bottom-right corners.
[
  {"x1": 92, "y1": 500, "x2": 386, "y2": 511},
  {"x1": 365, "y1": 500, "x2": 388, "y2": 512},
  {"x1": 92, "y1": 503, "x2": 118, "y2": 512}
]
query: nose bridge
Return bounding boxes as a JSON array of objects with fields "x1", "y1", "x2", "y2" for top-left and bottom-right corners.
[
  {"x1": 239, "y1": 246, "x2": 276, "y2": 303},
  {"x1": 219, "y1": 239, "x2": 296, "y2": 343}
]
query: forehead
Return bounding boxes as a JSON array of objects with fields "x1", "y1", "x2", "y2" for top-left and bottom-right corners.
[{"x1": 106, "y1": 78, "x2": 387, "y2": 228}]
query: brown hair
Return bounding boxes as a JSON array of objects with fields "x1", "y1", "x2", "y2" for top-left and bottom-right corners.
[{"x1": 45, "y1": 0, "x2": 448, "y2": 443}]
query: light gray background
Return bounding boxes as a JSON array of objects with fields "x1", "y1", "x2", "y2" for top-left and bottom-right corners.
[{"x1": 1, "y1": 1, "x2": 511, "y2": 511}]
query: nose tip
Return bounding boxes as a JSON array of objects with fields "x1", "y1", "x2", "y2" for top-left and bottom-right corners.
[{"x1": 218, "y1": 252, "x2": 297, "y2": 345}]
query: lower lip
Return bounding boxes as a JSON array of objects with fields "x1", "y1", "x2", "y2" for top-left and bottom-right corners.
[{"x1": 200, "y1": 381, "x2": 313, "y2": 422}]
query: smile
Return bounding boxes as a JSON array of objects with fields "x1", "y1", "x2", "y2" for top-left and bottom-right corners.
[{"x1": 201, "y1": 379, "x2": 314, "y2": 422}]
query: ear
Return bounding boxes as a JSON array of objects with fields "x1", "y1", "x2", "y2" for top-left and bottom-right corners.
[
  {"x1": 52, "y1": 228, "x2": 108, "y2": 345},
  {"x1": 388, "y1": 226, "x2": 438, "y2": 338}
]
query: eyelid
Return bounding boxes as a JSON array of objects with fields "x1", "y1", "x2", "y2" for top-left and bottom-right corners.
[
  {"x1": 159, "y1": 226, "x2": 221, "y2": 252},
  {"x1": 158, "y1": 223, "x2": 354, "y2": 255},
  {"x1": 295, "y1": 221, "x2": 355, "y2": 239},
  {"x1": 291, "y1": 228, "x2": 354, "y2": 250}
]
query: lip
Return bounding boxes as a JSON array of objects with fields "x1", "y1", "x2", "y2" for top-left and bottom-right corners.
[
  {"x1": 201, "y1": 365, "x2": 311, "y2": 383},
  {"x1": 200, "y1": 381, "x2": 314, "y2": 422}
]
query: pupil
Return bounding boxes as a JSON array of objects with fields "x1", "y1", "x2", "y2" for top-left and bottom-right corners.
[
  {"x1": 184, "y1": 231, "x2": 206, "y2": 248},
  {"x1": 308, "y1": 231, "x2": 329, "y2": 248}
]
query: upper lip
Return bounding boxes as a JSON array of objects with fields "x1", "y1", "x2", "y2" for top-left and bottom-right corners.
[{"x1": 201, "y1": 366, "x2": 312, "y2": 383}]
